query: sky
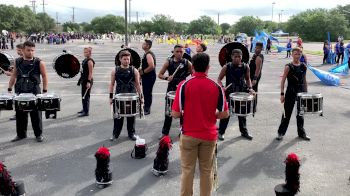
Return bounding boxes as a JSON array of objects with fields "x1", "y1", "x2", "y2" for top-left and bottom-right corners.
[{"x1": 1, "y1": 0, "x2": 349, "y2": 24}]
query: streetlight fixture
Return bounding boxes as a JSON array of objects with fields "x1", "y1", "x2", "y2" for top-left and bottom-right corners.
[
  {"x1": 124, "y1": 0, "x2": 128, "y2": 46},
  {"x1": 272, "y1": 2, "x2": 276, "y2": 21}
]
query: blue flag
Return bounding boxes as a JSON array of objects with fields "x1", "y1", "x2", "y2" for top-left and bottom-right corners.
[
  {"x1": 329, "y1": 49, "x2": 349, "y2": 75},
  {"x1": 308, "y1": 64, "x2": 340, "y2": 86}
]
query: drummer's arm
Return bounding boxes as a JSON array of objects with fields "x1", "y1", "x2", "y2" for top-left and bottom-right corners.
[
  {"x1": 109, "y1": 70, "x2": 116, "y2": 104},
  {"x1": 187, "y1": 61, "x2": 193, "y2": 75},
  {"x1": 40, "y1": 61, "x2": 48, "y2": 91},
  {"x1": 134, "y1": 68, "x2": 144, "y2": 100},
  {"x1": 158, "y1": 60, "x2": 169, "y2": 80},
  {"x1": 280, "y1": 66, "x2": 289, "y2": 94},
  {"x1": 304, "y1": 74, "x2": 308, "y2": 92},
  {"x1": 245, "y1": 66, "x2": 254, "y2": 94},
  {"x1": 8, "y1": 63, "x2": 17, "y2": 92},
  {"x1": 217, "y1": 65, "x2": 227, "y2": 87}
]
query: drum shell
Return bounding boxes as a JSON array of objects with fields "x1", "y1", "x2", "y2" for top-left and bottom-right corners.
[
  {"x1": 297, "y1": 93, "x2": 323, "y2": 114},
  {"x1": 229, "y1": 92, "x2": 254, "y2": 116},
  {"x1": 52, "y1": 53, "x2": 80, "y2": 78},
  {"x1": 113, "y1": 93, "x2": 139, "y2": 117},
  {"x1": 0, "y1": 94, "x2": 14, "y2": 110},
  {"x1": 14, "y1": 94, "x2": 37, "y2": 112},
  {"x1": 165, "y1": 91, "x2": 176, "y2": 117},
  {"x1": 36, "y1": 94, "x2": 61, "y2": 111}
]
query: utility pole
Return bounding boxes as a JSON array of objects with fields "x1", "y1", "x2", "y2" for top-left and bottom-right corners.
[
  {"x1": 41, "y1": 0, "x2": 47, "y2": 13},
  {"x1": 129, "y1": 0, "x2": 131, "y2": 24},
  {"x1": 72, "y1": 7, "x2": 75, "y2": 23},
  {"x1": 217, "y1": 12, "x2": 220, "y2": 25},
  {"x1": 30, "y1": 0, "x2": 36, "y2": 14},
  {"x1": 272, "y1": 2, "x2": 276, "y2": 21},
  {"x1": 125, "y1": 0, "x2": 128, "y2": 46},
  {"x1": 136, "y1": 11, "x2": 139, "y2": 23}
]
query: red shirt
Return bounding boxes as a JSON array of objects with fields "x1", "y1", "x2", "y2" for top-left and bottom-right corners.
[{"x1": 172, "y1": 72, "x2": 228, "y2": 141}]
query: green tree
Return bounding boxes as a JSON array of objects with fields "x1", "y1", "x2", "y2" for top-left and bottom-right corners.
[
  {"x1": 263, "y1": 21, "x2": 278, "y2": 33},
  {"x1": 220, "y1": 23, "x2": 231, "y2": 35},
  {"x1": 174, "y1": 22, "x2": 189, "y2": 34},
  {"x1": 90, "y1": 15, "x2": 124, "y2": 34},
  {"x1": 188, "y1": 16, "x2": 220, "y2": 35},
  {"x1": 62, "y1": 22, "x2": 80, "y2": 32},
  {"x1": 286, "y1": 8, "x2": 349, "y2": 41},
  {"x1": 151, "y1": 14, "x2": 176, "y2": 34},
  {"x1": 136, "y1": 20, "x2": 154, "y2": 34},
  {"x1": 234, "y1": 16, "x2": 264, "y2": 36},
  {"x1": 36, "y1": 13, "x2": 55, "y2": 32}
]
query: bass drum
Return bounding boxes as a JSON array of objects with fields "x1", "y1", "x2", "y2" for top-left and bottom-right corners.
[
  {"x1": 218, "y1": 42, "x2": 250, "y2": 66},
  {"x1": 0, "y1": 52, "x2": 15, "y2": 74},
  {"x1": 115, "y1": 48, "x2": 141, "y2": 69},
  {"x1": 52, "y1": 52, "x2": 80, "y2": 78}
]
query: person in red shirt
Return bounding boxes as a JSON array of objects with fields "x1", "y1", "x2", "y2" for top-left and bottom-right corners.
[{"x1": 172, "y1": 52, "x2": 229, "y2": 196}]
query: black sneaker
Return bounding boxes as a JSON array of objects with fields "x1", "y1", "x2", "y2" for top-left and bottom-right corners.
[
  {"x1": 110, "y1": 135, "x2": 118, "y2": 141},
  {"x1": 11, "y1": 136, "x2": 26, "y2": 142},
  {"x1": 218, "y1": 134, "x2": 225, "y2": 141},
  {"x1": 78, "y1": 112, "x2": 89, "y2": 117},
  {"x1": 276, "y1": 134, "x2": 284, "y2": 141},
  {"x1": 241, "y1": 132, "x2": 253, "y2": 140},
  {"x1": 129, "y1": 134, "x2": 137, "y2": 141},
  {"x1": 36, "y1": 135, "x2": 44, "y2": 142},
  {"x1": 77, "y1": 110, "x2": 84, "y2": 114},
  {"x1": 9, "y1": 115, "x2": 16, "y2": 120},
  {"x1": 298, "y1": 134, "x2": 311, "y2": 141}
]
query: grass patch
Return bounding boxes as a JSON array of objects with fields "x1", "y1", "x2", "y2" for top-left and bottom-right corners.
[{"x1": 304, "y1": 50, "x2": 323, "y2": 56}]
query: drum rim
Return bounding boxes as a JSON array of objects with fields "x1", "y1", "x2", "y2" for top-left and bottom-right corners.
[
  {"x1": 297, "y1": 92, "x2": 323, "y2": 98},
  {"x1": 166, "y1": 91, "x2": 176, "y2": 98},
  {"x1": 114, "y1": 93, "x2": 139, "y2": 100},
  {"x1": 229, "y1": 92, "x2": 254, "y2": 100}
]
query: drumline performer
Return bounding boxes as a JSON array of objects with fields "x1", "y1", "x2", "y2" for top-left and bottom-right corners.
[
  {"x1": 7, "y1": 41, "x2": 48, "y2": 142},
  {"x1": 139, "y1": 39, "x2": 156, "y2": 115},
  {"x1": 6, "y1": 44, "x2": 24, "y2": 121},
  {"x1": 109, "y1": 50, "x2": 144, "y2": 141},
  {"x1": 77, "y1": 47, "x2": 95, "y2": 117},
  {"x1": 158, "y1": 44, "x2": 192, "y2": 139},
  {"x1": 249, "y1": 42, "x2": 264, "y2": 113},
  {"x1": 276, "y1": 47, "x2": 310, "y2": 141},
  {"x1": 217, "y1": 49, "x2": 255, "y2": 141}
]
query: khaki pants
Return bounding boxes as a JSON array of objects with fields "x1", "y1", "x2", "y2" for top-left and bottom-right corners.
[{"x1": 180, "y1": 134, "x2": 216, "y2": 196}]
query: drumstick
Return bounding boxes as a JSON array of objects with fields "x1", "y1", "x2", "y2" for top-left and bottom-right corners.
[
  {"x1": 224, "y1": 83, "x2": 232, "y2": 91},
  {"x1": 282, "y1": 103, "x2": 286, "y2": 118},
  {"x1": 110, "y1": 104, "x2": 114, "y2": 119},
  {"x1": 170, "y1": 64, "x2": 184, "y2": 77},
  {"x1": 82, "y1": 88, "x2": 89, "y2": 99}
]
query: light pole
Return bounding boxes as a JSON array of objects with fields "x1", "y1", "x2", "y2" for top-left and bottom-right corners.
[
  {"x1": 272, "y1": 2, "x2": 276, "y2": 21},
  {"x1": 124, "y1": 0, "x2": 128, "y2": 46},
  {"x1": 279, "y1": 10, "x2": 284, "y2": 23}
]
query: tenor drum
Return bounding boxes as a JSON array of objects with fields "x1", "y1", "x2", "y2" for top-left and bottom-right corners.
[
  {"x1": 297, "y1": 93, "x2": 323, "y2": 115},
  {"x1": 229, "y1": 92, "x2": 254, "y2": 116},
  {"x1": 113, "y1": 93, "x2": 139, "y2": 118},
  {"x1": 165, "y1": 91, "x2": 176, "y2": 117},
  {"x1": 14, "y1": 93, "x2": 37, "y2": 112},
  {"x1": 0, "y1": 94, "x2": 14, "y2": 110},
  {"x1": 36, "y1": 93, "x2": 61, "y2": 111}
]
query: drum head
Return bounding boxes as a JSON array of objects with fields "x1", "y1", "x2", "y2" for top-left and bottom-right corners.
[
  {"x1": 218, "y1": 42, "x2": 250, "y2": 66},
  {"x1": 14, "y1": 93, "x2": 37, "y2": 100},
  {"x1": 53, "y1": 53, "x2": 80, "y2": 78},
  {"x1": 115, "y1": 48, "x2": 141, "y2": 69},
  {"x1": 297, "y1": 92, "x2": 322, "y2": 98},
  {"x1": 115, "y1": 93, "x2": 139, "y2": 101},
  {"x1": 230, "y1": 92, "x2": 253, "y2": 100}
]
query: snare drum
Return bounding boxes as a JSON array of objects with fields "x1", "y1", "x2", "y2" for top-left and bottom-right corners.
[
  {"x1": 14, "y1": 93, "x2": 37, "y2": 112},
  {"x1": 0, "y1": 94, "x2": 14, "y2": 110},
  {"x1": 113, "y1": 93, "x2": 139, "y2": 118},
  {"x1": 36, "y1": 93, "x2": 61, "y2": 111},
  {"x1": 229, "y1": 92, "x2": 254, "y2": 116},
  {"x1": 165, "y1": 91, "x2": 176, "y2": 117},
  {"x1": 297, "y1": 93, "x2": 323, "y2": 115}
]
